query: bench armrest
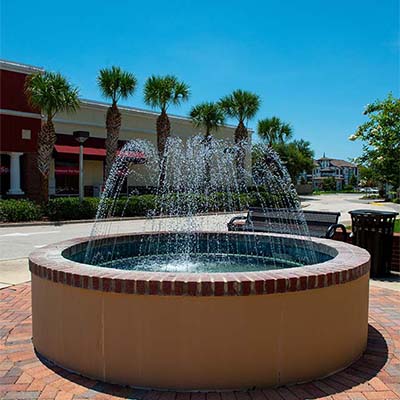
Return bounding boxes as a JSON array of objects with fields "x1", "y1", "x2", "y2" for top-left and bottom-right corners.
[
  {"x1": 325, "y1": 223, "x2": 348, "y2": 241},
  {"x1": 227, "y1": 215, "x2": 247, "y2": 231}
]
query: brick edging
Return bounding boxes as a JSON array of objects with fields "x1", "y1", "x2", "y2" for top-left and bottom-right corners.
[{"x1": 29, "y1": 232, "x2": 370, "y2": 297}]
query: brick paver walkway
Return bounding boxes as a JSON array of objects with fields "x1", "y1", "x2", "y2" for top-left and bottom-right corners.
[{"x1": 0, "y1": 284, "x2": 399, "y2": 400}]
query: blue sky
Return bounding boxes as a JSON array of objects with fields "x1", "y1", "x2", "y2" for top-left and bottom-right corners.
[{"x1": 1, "y1": 0, "x2": 398, "y2": 160}]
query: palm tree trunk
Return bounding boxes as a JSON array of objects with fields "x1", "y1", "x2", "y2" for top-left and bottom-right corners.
[
  {"x1": 156, "y1": 110, "x2": 171, "y2": 187},
  {"x1": 234, "y1": 120, "x2": 248, "y2": 187},
  {"x1": 37, "y1": 119, "x2": 56, "y2": 204},
  {"x1": 105, "y1": 103, "x2": 121, "y2": 181}
]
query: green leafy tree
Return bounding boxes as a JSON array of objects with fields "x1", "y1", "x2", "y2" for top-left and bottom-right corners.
[
  {"x1": 252, "y1": 140, "x2": 314, "y2": 184},
  {"x1": 272, "y1": 141, "x2": 314, "y2": 183},
  {"x1": 349, "y1": 174, "x2": 358, "y2": 188},
  {"x1": 350, "y1": 93, "x2": 400, "y2": 190},
  {"x1": 25, "y1": 72, "x2": 80, "y2": 203},
  {"x1": 219, "y1": 90, "x2": 261, "y2": 183},
  {"x1": 97, "y1": 66, "x2": 137, "y2": 180},
  {"x1": 358, "y1": 165, "x2": 380, "y2": 188},
  {"x1": 293, "y1": 139, "x2": 314, "y2": 160},
  {"x1": 257, "y1": 117, "x2": 293, "y2": 146},
  {"x1": 322, "y1": 177, "x2": 337, "y2": 191}
]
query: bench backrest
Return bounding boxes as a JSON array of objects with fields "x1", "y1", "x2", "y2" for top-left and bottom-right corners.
[{"x1": 246, "y1": 207, "x2": 340, "y2": 237}]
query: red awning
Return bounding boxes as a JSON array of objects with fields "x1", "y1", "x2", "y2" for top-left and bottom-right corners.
[
  {"x1": 54, "y1": 145, "x2": 145, "y2": 161},
  {"x1": 54, "y1": 145, "x2": 106, "y2": 157},
  {"x1": 55, "y1": 166, "x2": 79, "y2": 175},
  {"x1": 118, "y1": 150, "x2": 146, "y2": 160}
]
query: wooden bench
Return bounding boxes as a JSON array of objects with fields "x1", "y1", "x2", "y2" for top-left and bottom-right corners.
[{"x1": 227, "y1": 207, "x2": 347, "y2": 240}]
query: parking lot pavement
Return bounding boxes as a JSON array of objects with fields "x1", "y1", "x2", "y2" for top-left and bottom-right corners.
[
  {"x1": 301, "y1": 193, "x2": 400, "y2": 223},
  {"x1": 0, "y1": 213, "x2": 237, "y2": 260}
]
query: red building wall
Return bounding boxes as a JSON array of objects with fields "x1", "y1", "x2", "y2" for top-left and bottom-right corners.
[
  {"x1": 0, "y1": 115, "x2": 39, "y2": 153},
  {"x1": 0, "y1": 69, "x2": 39, "y2": 113},
  {"x1": 0, "y1": 69, "x2": 41, "y2": 153}
]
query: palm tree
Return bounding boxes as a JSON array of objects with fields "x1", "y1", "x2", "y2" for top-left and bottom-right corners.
[
  {"x1": 190, "y1": 102, "x2": 225, "y2": 185},
  {"x1": 219, "y1": 90, "x2": 260, "y2": 181},
  {"x1": 257, "y1": 117, "x2": 293, "y2": 146},
  {"x1": 97, "y1": 66, "x2": 137, "y2": 180},
  {"x1": 144, "y1": 75, "x2": 190, "y2": 160},
  {"x1": 189, "y1": 102, "x2": 225, "y2": 141},
  {"x1": 25, "y1": 72, "x2": 80, "y2": 203}
]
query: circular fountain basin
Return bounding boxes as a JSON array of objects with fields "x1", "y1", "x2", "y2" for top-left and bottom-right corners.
[{"x1": 29, "y1": 232, "x2": 370, "y2": 391}]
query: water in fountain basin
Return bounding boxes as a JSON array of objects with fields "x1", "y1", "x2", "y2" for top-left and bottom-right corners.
[{"x1": 84, "y1": 136, "x2": 318, "y2": 271}]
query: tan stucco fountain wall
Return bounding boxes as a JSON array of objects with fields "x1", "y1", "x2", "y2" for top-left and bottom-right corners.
[{"x1": 31, "y1": 272, "x2": 369, "y2": 390}]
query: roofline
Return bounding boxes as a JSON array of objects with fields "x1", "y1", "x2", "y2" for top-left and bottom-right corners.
[
  {"x1": 0, "y1": 59, "x2": 44, "y2": 74},
  {"x1": 315, "y1": 158, "x2": 357, "y2": 167}
]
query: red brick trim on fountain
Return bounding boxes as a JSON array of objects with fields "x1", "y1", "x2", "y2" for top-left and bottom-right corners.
[{"x1": 29, "y1": 232, "x2": 370, "y2": 296}]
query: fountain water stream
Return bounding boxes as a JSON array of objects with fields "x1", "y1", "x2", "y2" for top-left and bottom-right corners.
[{"x1": 83, "y1": 136, "x2": 317, "y2": 271}]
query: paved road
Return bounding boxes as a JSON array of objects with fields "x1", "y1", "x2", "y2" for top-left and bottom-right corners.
[{"x1": 0, "y1": 193, "x2": 399, "y2": 261}]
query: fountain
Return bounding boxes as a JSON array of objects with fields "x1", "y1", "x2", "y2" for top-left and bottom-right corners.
[{"x1": 29, "y1": 137, "x2": 370, "y2": 390}]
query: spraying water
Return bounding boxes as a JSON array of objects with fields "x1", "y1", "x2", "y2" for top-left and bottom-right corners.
[{"x1": 83, "y1": 136, "x2": 318, "y2": 271}]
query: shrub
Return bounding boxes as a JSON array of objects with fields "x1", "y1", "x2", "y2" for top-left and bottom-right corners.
[
  {"x1": 45, "y1": 195, "x2": 158, "y2": 221},
  {"x1": 45, "y1": 197, "x2": 99, "y2": 221},
  {"x1": 117, "y1": 195, "x2": 157, "y2": 217},
  {"x1": 0, "y1": 199, "x2": 42, "y2": 222}
]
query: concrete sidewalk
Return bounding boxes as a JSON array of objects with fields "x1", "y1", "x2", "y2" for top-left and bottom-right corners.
[{"x1": 0, "y1": 258, "x2": 30, "y2": 289}]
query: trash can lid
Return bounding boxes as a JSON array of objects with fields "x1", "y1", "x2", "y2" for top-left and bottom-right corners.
[{"x1": 349, "y1": 209, "x2": 399, "y2": 217}]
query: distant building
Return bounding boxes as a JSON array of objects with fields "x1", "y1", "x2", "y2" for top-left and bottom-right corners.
[{"x1": 300, "y1": 154, "x2": 358, "y2": 190}]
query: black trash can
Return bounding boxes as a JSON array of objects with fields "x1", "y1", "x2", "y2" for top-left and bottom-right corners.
[{"x1": 349, "y1": 210, "x2": 398, "y2": 277}]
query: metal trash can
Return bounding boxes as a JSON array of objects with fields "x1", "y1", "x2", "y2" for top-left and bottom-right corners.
[{"x1": 349, "y1": 210, "x2": 398, "y2": 277}]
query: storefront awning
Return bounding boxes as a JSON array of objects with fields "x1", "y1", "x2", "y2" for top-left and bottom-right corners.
[
  {"x1": 54, "y1": 145, "x2": 106, "y2": 157},
  {"x1": 54, "y1": 145, "x2": 146, "y2": 161}
]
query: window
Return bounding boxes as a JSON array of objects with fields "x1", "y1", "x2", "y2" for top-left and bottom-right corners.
[{"x1": 55, "y1": 161, "x2": 79, "y2": 195}]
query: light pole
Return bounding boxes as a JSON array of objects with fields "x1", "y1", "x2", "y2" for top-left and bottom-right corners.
[{"x1": 73, "y1": 131, "x2": 89, "y2": 202}]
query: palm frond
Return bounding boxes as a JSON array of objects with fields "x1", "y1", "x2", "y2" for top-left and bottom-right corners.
[
  {"x1": 257, "y1": 116, "x2": 293, "y2": 145},
  {"x1": 144, "y1": 75, "x2": 190, "y2": 112},
  {"x1": 97, "y1": 66, "x2": 137, "y2": 104},
  {"x1": 25, "y1": 72, "x2": 80, "y2": 119},
  {"x1": 219, "y1": 89, "x2": 260, "y2": 122},
  {"x1": 190, "y1": 102, "x2": 225, "y2": 133}
]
